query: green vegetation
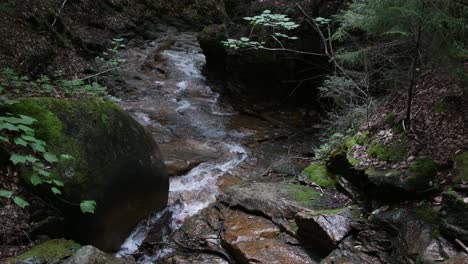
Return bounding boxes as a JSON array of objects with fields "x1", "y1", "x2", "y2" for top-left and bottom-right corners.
[
  {"x1": 434, "y1": 98, "x2": 449, "y2": 113},
  {"x1": 333, "y1": 0, "x2": 467, "y2": 129},
  {"x1": 409, "y1": 158, "x2": 437, "y2": 179},
  {"x1": 287, "y1": 184, "x2": 321, "y2": 207},
  {"x1": 367, "y1": 141, "x2": 407, "y2": 162},
  {"x1": 8, "y1": 239, "x2": 80, "y2": 263},
  {"x1": 95, "y1": 38, "x2": 127, "y2": 67},
  {"x1": 0, "y1": 70, "x2": 100, "y2": 213},
  {"x1": 310, "y1": 207, "x2": 347, "y2": 216},
  {"x1": 384, "y1": 112, "x2": 404, "y2": 133},
  {"x1": 0, "y1": 68, "x2": 118, "y2": 100},
  {"x1": 222, "y1": 10, "x2": 299, "y2": 50},
  {"x1": 413, "y1": 205, "x2": 440, "y2": 237},
  {"x1": 355, "y1": 131, "x2": 369, "y2": 145},
  {"x1": 454, "y1": 152, "x2": 468, "y2": 182},
  {"x1": 303, "y1": 162, "x2": 336, "y2": 188}
]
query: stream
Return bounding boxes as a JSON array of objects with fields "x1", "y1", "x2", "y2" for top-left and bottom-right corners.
[{"x1": 111, "y1": 30, "x2": 316, "y2": 263}]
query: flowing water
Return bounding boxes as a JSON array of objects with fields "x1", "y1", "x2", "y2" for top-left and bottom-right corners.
[
  {"x1": 114, "y1": 32, "x2": 252, "y2": 262},
  {"x1": 112, "y1": 30, "x2": 316, "y2": 262}
]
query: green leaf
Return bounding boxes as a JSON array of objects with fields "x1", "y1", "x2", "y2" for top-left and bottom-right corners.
[
  {"x1": 30, "y1": 174, "x2": 43, "y2": 186},
  {"x1": 53, "y1": 180, "x2": 64, "y2": 187},
  {"x1": 33, "y1": 167, "x2": 50, "y2": 177},
  {"x1": 0, "y1": 123, "x2": 19, "y2": 131},
  {"x1": 17, "y1": 115, "x2": 37, "y2": 125},
  {"x1": 10, "y1": 154, "x2": 39, "y2": 165},
  {"x1": 80, "y1": 200, "x2": 97, "y2": 214},
  {"x1": 31, "y1": 143, "x2": 46, "y2": 153},
  {"x1": 0, "y1": 189, "x2": 13, "y2": 198},
  {"x1": 60, "y1": 154, "x2": 74, "y2": 161},
  {"x1": 14, "y1": 137, "x2": 28, "y2": 147},
  {"x1": 51, "y1": 187, "x2": 62, "y2": 195},
  {"x1": 0, "y1": 136, "x2": 9, "y2": 143},
  {"x1": 43, "y1": 152, "x2": 58, "y2": 163},
  {"x1": 17, "y1": 125, "x2": 34, "y2": 133},
  {"x1": 13, "y1": 196, "x2": 30, "y2": 208}
]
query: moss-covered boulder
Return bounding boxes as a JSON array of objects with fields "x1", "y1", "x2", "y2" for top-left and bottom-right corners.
[
  {"x1": 8, "y1": 239, "x2": 80, "y2": 264},
  {"x1": 365, "y1": 159, "x2": 437, "y2": 200},
  {"x1": 9, "y1": 97, "x2": 169, "y2": 251}
]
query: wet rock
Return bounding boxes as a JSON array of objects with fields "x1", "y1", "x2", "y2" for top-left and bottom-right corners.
[
  {"x1": 328, "y1": 150, "x2": 437, "y2": 200},
  {"x1": 445, "y1": 255, "x2": 468, "y2": 264},
  {"x1": 165, "y1": 159, "x2": 205, "y2": 177},
  {"x1": 296, "y1": 208, "x2": 354, "y2": 254},
  {"x1": 226, "y1": 239, "x2": 317, "y2": 264},
  {"x1": 221, "y1": 181, "x2": 349, "y2": 219},
  {"x1": 373, "y1": 207, "x2": 458, "y2": 262},
  {"x1": 8, "y1": 239, "x2": 80, "y2": 264},
  {"x1": 62, "y1": 245, "x2": 136, "y2": 264},
  {"x1": 221, "y1": 209, "x2": 317, "y2": 264},
  {"x1": 325, "y1": 206, "x2": 461, "y2": 263},
  {"x1": 9, "y1": 98, "x2": 169, "y2": 251},
  {"x1": 217, "y1": 173, "x2": 243, "y2": 191},
  {"x1": 162, "y1": 254, "x2": 228, "y2": 264},
  {"x1": 441, "y1": 190, "x2": 468, "y2": 244},
  {"x1": 221, "y1": 181, "x2": 305, "y2": 219},
  {"x1": 223, "y1": 209, "x2": 280, "y2": 244}
]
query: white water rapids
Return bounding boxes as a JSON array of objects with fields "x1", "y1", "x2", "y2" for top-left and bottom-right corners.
[{"x1": 116, "y1": 32, "x2": 249, "y2": 262}]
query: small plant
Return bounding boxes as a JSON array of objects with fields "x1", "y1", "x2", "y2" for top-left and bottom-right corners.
[
  {"x1": 222, "y1": 10, "x2": 300, "y2": 51},
  {"x1": 0, "y1": 86, "x2": 96, "y2": 214},
  {"x1": 1, "y1": 68, "x2": 117, "y2": 102},
  {"x1": 313, "y1": 132, "x2": 345, "y2": 160},
  {"x1": 95, "y1": 38, "x2": 127, "y2": 67}
]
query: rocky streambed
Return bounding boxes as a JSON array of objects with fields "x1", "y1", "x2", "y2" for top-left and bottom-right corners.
[
  {"x1": 86, "y1": 28, "x2": 344, "y2": 263},
  {"x1": 8, "y1": 25, "x2": 467, "y2": 264},
  {"x1": 106, "y1": 28, "x2": 468, "y2": 264}
]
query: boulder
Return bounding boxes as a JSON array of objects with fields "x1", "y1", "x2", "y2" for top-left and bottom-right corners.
[
  {"x1": 324, "y1": 206, "x2": 459, "y2": 263},
  {"x1": 8, "y1": 239, "x2": 80, "y2": 264},
  {"x1": 296, "y1": 208, "x2": 354, "y2": 254},
  {"x1": 221, "y1": 209, "x2": 317, "y2": 264},
  {"x1": 221, "y1": 181, "x2": 350, "y2": 219},
  {"x1": 10, "y1": 97, "x2": 169, "y2": 251},
  {"x1": 62, "y1": 245, "x2": 136, "y2": 264},
  {"x1": 441, "y1": 190, "x2": 468, "y2": 244}
]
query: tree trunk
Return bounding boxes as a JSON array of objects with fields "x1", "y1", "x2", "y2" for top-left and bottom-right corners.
[{"x1": 405, "y1": 25, "x2": 422, "y2": 131}]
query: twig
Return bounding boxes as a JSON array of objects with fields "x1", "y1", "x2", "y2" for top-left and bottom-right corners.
[
  {"x1": 455, "y1": 238, "x2": 468, "y2": 254},
  {"x1": 78, "y1": 61, "x2": 137, "y2": 81},
  {"x1": 52, "y1": 0, "x2": 68, "y2": 27}
]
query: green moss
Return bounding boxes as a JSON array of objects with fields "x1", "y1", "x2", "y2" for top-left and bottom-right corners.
[
  {"x1": 384, "y1": 112, "x2": 404, "y2": 133},
  {"x1": 303, "y1": 162, "x2": 336, "y2": 188},
  {"x1": 310, "y1": 207, "x2": 347, "y2": 216},
  {"x1": 9, "y1": 239, "x2": 80, "y2": 263},
  {"x1": 367, "y1": 141, "x2": 407, "y2": 162},
  {"x1": 434, "y1": 98, "x2": 449, "y2": 113},
  {"x1": 344, "y1": 137, "x2": 357, "y2": 150},
  {"x1": 11, "y1": 98, "x2": 67, "y2": 143},
  {"x1": 408, "y1": 158, "x2": 437, "y2": 186},
  {"x1": 384, "y1": 112, "x2": 397, "y2": 125},
  {"x1": 414, "y1": 205, "x2": 441, "y2": 237},
  {"x1": 355, "y1": 131, "x2": 369, "y2": 145},
  {"x1": 287, "y1": 184, "x2": 321, "y2": 207},
  {"x1": 454, "y1": 152, "x2": 468, "y2": 183},
  {"x1": 348, "y1": 156, "x2": 361, "y2": 166}
]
